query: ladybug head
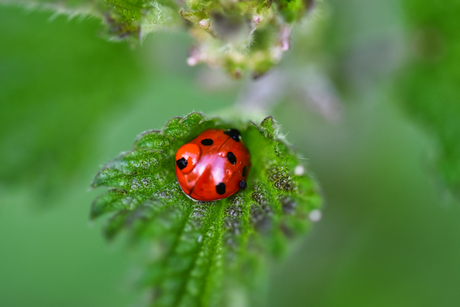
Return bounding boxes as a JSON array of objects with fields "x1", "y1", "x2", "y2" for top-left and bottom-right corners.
[{"x1": 224, "y1": 129, "x2": 241, "y2": 142}]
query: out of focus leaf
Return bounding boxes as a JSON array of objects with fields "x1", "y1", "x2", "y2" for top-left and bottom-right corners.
[
  {"x1": 397, "y1": 0, "x2": 460, "y2": 198},
  {"x1": 0, "y1": 7, "x2": 144, "y2": 204},
  {"x1": 0, "y1": 0, "x2": 317, "y2": 77}
]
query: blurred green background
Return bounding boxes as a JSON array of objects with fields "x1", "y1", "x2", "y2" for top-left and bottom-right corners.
[{"x1": 1, "y1": 1, "x2": 460, "y2": 307}]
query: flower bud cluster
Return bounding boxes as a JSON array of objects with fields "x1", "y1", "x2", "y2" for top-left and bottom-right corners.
[
  {"x1": 181, "y1": 0, "x2": 315, "y2": 77},
  {"x1": 99, "y1": 0, "x2": 315, "y2": 77}
]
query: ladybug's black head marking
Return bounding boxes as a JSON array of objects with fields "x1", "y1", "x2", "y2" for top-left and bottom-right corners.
[
  {"x1": 224, "y1": 129, "x2": 241, "y2": 142},
  {"x1": 216, "y1": 182, "x2": 226, "y2": 195},
  {"x1": 227, "y1": 152, "x2": 236, "y2": 164},
  {"x1": 239, "y1": 180, "x2": 247, "y2": 190},
  {"x1": 201, "y1": 139, "x2": 213, "y2": 146},
  {"x1": 176, "y1": 158, "x2": 187, "y2": 170}
]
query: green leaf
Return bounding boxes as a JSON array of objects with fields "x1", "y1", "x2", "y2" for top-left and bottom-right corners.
[
  {"x1": 0, "y1": 5, "x2": 146, "y2": 207},
  {"x1": 91, "y1": 112, "x2": 321, "y2": 306},
  {"x1": 1, "y1": 0, "x2": 317, "y2": 77},
  {"x1": 397, "y1": 0, "x2": 460, "y2": 199}
]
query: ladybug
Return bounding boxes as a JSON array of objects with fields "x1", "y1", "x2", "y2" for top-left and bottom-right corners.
[{"x1": 175, "y1": 128, "x2": 251, "y2": 201}]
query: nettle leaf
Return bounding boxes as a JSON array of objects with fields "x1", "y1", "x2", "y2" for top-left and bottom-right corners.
[
  {"x1": 397, "y1": 0, "x2": 460, "y2": 199},
  {"x1": 2, "y1": 0, "x2": 317, "y2": 77},
  {"x1": 91, "y1": 112, "x2": 321, "y2": 306}
]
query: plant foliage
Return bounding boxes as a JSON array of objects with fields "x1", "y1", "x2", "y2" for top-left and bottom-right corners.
[
  {"x1": 398, "y1": 0, "x2": 460, "y2": 199},
  {"x1": 1, "y1": 0, "x2": 316, "y2": 77},
  {"x1": 91, "y1": 112, "x2": 321, "y2": 306}
]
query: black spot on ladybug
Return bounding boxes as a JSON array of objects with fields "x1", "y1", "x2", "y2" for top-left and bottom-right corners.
[
  {"x1": 216, "y1": 182, "x2": 226, "y2": 195},
  {"x1": 227, "y1": 152, "x2": 236, "y2": 164},
  {"x1": 201, "y1": 139, "x2": 213, "y2": 146},
  {"x1": 224, "y1": 129, "x2": 241, "y2": 142},
  {"x1": 176, "y1": 158, "x2": 187, "y2": 170},
  {"x1": 242, "y1": 166, "x2": 247, "y2": 177},
  {"x1": 239, "y1": 180, "x2": 247, "y2": 190}
]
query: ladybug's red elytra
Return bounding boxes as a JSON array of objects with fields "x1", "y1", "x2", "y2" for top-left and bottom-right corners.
[{"x1": 175, "y1": 129, "x2": 251, "y2": 201}]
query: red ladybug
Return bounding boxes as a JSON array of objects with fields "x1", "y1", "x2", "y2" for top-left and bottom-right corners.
[{"x1": 175, "y1": 129, "x2": 251, "y2": 201}]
